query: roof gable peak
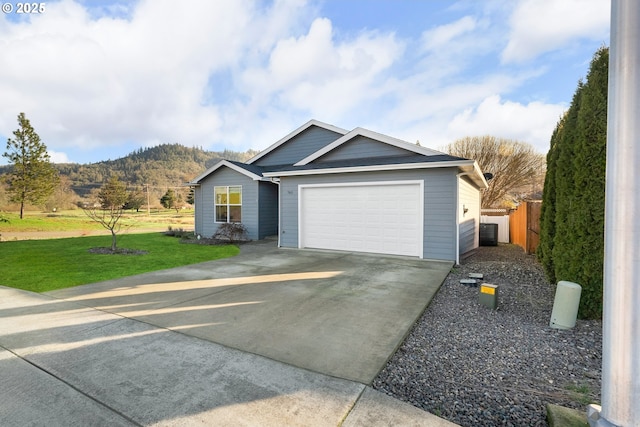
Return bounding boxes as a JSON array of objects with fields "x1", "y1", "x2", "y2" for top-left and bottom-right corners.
[
  {"x1": 246, "y1": 119, "x2": 348, "y2": 165},
  {"x1": 294, "y1": 127, "x2": 443, "y2": 166},
  {"x1": 189, "y1": 159, "x2": 263, "y2": 184}
]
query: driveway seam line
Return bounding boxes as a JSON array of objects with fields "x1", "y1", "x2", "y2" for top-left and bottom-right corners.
[
  {"x1": 0, "y1": 343, "x2": 143, "y2": 427},
  {"x1": 338, "y1": 385, "x2": 367, "y2": 426}
]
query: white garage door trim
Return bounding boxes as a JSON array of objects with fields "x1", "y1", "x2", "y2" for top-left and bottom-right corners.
[{"x1": 298, "y1": 180, "x2": 424, "y2": 258}]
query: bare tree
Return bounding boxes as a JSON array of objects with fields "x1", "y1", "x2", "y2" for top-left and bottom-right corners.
[
  {"x1": 83, "y1": 176, "x2": 129, "y2": 251},
  {"x1": 46, "y1": 175, "x2": 78, "y2": 211},
  {"x1": 444, "y1": 136, "x2": 545, "y2": 208}
]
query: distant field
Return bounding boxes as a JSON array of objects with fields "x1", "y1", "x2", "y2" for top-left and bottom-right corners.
[{"x1": 0, "y1": 209, "x2": 194, "y2": 234}]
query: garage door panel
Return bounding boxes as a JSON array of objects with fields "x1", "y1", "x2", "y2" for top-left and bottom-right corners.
[{"x1": 300, "y1": 183, "x2": 422, "y2": 257}]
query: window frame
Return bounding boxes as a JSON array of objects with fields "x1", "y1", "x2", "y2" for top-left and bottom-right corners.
[{"x1": 214, "y1": 185, "x2": 242, "y2": 223}]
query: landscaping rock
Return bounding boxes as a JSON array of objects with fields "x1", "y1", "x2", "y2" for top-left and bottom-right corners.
[{"x1": 373, "y1": 244, "x2": 602, "y2": 427}]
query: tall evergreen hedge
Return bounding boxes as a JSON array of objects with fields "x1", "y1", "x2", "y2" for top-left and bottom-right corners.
[
  {"x1": 538, "y1": 46, "x2": 608, "y2": 319},
  {"x1": 538, "y1": 116, "x2": 563, "y2": 284}
]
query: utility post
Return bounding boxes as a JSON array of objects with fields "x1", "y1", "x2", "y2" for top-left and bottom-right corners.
[
  {"x1": 145, "y1": 183, "x2": 150, "y2": 216},
  {"x1": 588, "y1": 1, "x2": 640, "y2": 426}
]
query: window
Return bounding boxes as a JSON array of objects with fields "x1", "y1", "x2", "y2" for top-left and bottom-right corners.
[{"x1": 215, "y1": 186, "x2": 242, "y2": 223}]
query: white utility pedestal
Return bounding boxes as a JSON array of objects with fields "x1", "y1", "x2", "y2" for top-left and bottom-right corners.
[{"x1": 550, "y1": 281, "x2": 582, "y2": 330}]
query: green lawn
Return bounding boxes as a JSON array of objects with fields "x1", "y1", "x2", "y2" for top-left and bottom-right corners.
[
  {"x1": 0, "y1": 211, "x2": 104, "y2": 231},
  {"x1": 0, "y1": 209, "x2": 195, "y2": 232},
  {"x1": 0, "y1": 233, "x2": 239, "y2": 292}
]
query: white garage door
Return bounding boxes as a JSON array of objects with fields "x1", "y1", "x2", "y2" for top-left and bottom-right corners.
[{"x1": 299, "y1": 182, "x2": 423, "y2": 257}]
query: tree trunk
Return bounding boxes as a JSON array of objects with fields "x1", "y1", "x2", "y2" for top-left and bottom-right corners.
[
  {"x1": 110, "y1": 229, "x2": 117, "y2": 251},
  {"x1": 19, "y1": 200, "x2": 24, "y2": 219}
]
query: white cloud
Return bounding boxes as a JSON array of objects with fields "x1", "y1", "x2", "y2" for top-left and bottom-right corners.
[
  {"x1": 48, "y1": 150, "x2": 71, "y2": 163},
  {"x1": 447, "y1": 95, "x2": 565, "y2": 152},
  {"x1": 0, "y1": 0, "x2": 297, "y2": 153},
  {"x1": 268, "y1": 18, "x2": 338, "y2": 86},
  {"x1": 238, "y1": 17, "x2": 405, "y2": 126},
  {"x1": 421, "y1": 15, "x2": 477, "y2": 52},
  {"x1": 502, "y1": 0, "x2": 610, "y2": 63}
]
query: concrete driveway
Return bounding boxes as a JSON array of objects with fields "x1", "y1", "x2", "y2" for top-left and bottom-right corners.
[{"x1": 0, "y1": 241, "x2": 456, "y2": 426}]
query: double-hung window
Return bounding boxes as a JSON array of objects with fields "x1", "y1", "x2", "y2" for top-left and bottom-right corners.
[{"x1": 215, "y1": 186, "x2": 242, "y2": 223}]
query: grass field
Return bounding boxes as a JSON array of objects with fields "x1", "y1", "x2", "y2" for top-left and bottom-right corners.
[
  {"x1": 0, "y1": 209, "x2": 195, "y2": 233},
  {"x1": 0, "y1": 233, "x2": 239, "y2": 293}
]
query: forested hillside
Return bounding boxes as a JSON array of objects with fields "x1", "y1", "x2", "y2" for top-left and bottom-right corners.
[{"x1": 0, "y1": 144, "x2": 259, "y2": 210}]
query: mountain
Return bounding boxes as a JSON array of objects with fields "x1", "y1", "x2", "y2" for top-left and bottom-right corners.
[
  {"x1": 57, "y1": 144, "x2": 258, "y2": 195},
  {"x1": 0, "y1": 144, "x2": 259, "y2": 209}
]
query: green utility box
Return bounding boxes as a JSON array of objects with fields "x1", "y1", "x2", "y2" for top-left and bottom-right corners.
[{"x1": 479, "y1": 283, "x2": 499, "y2": 309}]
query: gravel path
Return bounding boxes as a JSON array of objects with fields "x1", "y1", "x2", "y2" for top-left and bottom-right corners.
[{"x1": 373, "y1": 244, "x2": 602, "y2": 426}]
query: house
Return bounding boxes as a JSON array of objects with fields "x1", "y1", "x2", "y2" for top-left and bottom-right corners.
[{"x1": 189, "y1": 120, "x2": 487, "y2": 263}]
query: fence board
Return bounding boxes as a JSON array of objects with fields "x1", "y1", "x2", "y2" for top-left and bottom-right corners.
[
  {"x1": 510, "y1": 204, "x2": 527, "y2": 249},
  {"x1": 509, "y1": 201, "x2": 541, "y2": 254},
  {"x1": 527, "y1": 202, "x2": 541, "y2": 254}
]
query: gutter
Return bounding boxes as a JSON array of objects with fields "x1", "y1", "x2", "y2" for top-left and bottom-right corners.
[{"x1": 263, "y1": 160, "x2": 477, "y2": 177}]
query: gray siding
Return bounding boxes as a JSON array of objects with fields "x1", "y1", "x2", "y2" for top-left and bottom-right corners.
[
  {"x1": 195, "y1": 166, "x2": 260, "y2": 240},
  {"x1": 253, "y1": 126, "x2": 342, "y2": 166},
  {"x1": 279, "y1": 168, "x2": 458, "y2": 261},
  {"x1": 458, "y1": 176, "x2": 481, "y2": 255},
  {"x1": 258, "y1": 181, "x2": 278, "y2": 238},
  {"x1": 316, "y1": 136, "x2": 414, "y2": 162}
]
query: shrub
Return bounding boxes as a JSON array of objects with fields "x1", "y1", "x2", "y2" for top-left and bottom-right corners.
[
  {"x1": 213, "y1": 223, "x2": 249, "y2": 243},
  {"x1": 164, "y1": 226, "x2": 193, "y2": 239}
]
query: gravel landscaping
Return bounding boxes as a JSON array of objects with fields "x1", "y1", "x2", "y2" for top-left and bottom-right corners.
[{"x1": 373, "y1": 243, "x2": 602, "y2": 426}]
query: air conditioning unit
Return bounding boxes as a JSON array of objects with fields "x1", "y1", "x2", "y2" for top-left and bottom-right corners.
[{"x1": 479, "y1": 223, "x2": 498, "y2": 246}]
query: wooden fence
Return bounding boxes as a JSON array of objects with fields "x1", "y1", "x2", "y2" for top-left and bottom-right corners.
[{"x1": 509, "y1": 201, "x2": 541, "y2": 254}]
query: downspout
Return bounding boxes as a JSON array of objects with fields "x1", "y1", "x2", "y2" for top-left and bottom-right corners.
[{"x1": 269, "y1": 178, "x2": 281, "y2": 247}]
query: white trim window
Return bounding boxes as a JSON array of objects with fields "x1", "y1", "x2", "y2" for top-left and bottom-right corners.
[{"x1": 214, "y1": 186, "x2": 242, "y2": 223}]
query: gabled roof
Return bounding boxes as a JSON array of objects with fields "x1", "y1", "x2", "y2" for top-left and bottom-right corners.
[
  {"x1": 294, "y1": 127, "x2": 442, "y2": 166},
  {"x1": 246, "y1": 119, "x2": 348, "y2": 165},
  {"x1": 188, "y1": 159, "x2": 263, "y2": 184},
  {"x1": 263, "y1": 155, "x2": 488, "y2": 189},
  {"x1": 189, "y1": 121, "x2": 487, "y2": 189}
]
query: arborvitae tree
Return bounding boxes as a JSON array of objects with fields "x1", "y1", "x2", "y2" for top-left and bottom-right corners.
[
  {"x1": 538, "y1": 114, "x2": 565, "y2": 283},
  {"x1": 539, "y1": 46, "x2": 608, "y2": 319},
  {"x1": 2, "y1": 113, "x2": 59, "y2": 218},
  {"x1": 551, "y1": 82, "x2": 584, "y2": 282},
  {"x1": 571, "y1": 46, "x2": 608, "y2": 318}
]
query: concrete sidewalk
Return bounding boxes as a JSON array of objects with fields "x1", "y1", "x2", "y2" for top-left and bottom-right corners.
[{"x1": 0, "y1": 287, "x2": 457, "y2": 426}]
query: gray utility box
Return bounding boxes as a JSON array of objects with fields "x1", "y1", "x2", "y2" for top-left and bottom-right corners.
[
  {"x1": 479, "y1": 283, "x2": 499, "y2": 309},
  {"x1": 479, "y1": 223, "x2": 498, "y2": 246}
]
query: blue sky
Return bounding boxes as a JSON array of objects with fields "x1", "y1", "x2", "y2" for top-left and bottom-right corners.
[{"x1": 0, "y1": 0, "x2": 610, "y2": 165}]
